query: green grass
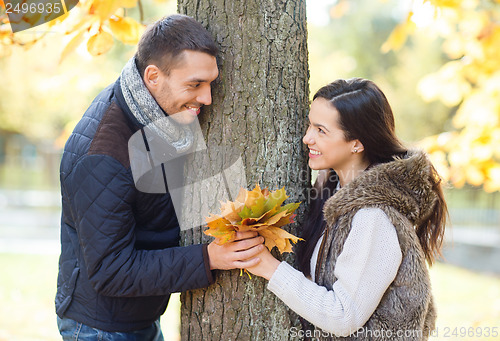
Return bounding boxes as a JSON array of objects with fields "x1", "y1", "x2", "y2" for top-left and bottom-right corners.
[
  {"x1": 0, "y1": 253, "x2": 180, "y2": 341},
  {"x1": 0, "y1": 254, "x2": 60, "y2": 341},
  {"x1": 0, "y1": 254, "x2": 499, "y2": 340},
  {"x1": 429, "y1": 262, "x2": 500, "y2": 340}
]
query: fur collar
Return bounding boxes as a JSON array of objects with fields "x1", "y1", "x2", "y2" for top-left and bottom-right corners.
[{"x1": 323, "y1": 149, "x2": 438, "y2": 227}]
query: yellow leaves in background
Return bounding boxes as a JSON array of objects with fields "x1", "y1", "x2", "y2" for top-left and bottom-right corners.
[
  {"x1": 1, "y1": 1, "x2": 13, "y2": 55},
  {"x1": 0, "y1": 20, "x2": 11, "y2": 44},
  {"x1": 424, "y1": 0, "x2": 463, "y2": 8},
  {"x1": 387, "y1": 0, "x2": 500, "y2": 192},
  {"x1": 88, "y1": 0, "x2": 137, "y2": 21},
  {"x1": 204, "y1": 184, "x2": 303, "y2": 255},
  {"x1": 381, "y1": 12, "x2": 416, "y2": 53},
  {"x1": 0, "y1": 0, "x2": 144, "y2": 61},
  {"x1": 87, "y1": 27, "x2": 113, "y2": 56},
  {"x1": 59, "y1": 19, "x2": 93, "y2": 61},
  {"x1": 417, "y1": 62, "x2": 471, "y2": 107},
  {"x1": 57, "y1": 0, "x2": 144, "y2": 61},
  {"x1": 109, "y1": 15, "x2": 143, "y2": 45},
  {"x1": 420, "y1": 73, "x2": 500, "y2": 192}
]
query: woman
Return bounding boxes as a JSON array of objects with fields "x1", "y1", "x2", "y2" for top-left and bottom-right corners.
[{"x1": 247, "y1": 78, "x2": 447, "y2": 340}]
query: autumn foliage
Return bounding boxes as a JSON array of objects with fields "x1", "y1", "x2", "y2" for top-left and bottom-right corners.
[
  {"x1": 2, "y1": 0, "x2": 500, "y2": 192},
  {"x1": 0, "y1": 0, "x2": 145, "y2": 59},
  {"x1": 204, "y1": 184, "x2": 302, "y2": 254},
  {"x1": 381, "y1": 0, "x2": 500, "y2": 192}
]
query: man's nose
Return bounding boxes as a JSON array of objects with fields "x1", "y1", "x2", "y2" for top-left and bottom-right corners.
[{"x1": 197, "y1": 86, "x2": 212, "y2": 106}]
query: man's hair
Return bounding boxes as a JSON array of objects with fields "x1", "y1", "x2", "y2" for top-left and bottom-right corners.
[{"x1": 135, "y1": 14, "x2": 218, "y2": 78}]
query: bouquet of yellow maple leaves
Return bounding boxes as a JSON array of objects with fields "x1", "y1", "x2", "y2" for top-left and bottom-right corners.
[{"x1": 204, "y1": 184, "x2": 303, "y2": 254}]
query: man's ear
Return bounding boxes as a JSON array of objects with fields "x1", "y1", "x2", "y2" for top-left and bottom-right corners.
[{"x1": 143, "y1": 65, "x2": 160, "y2": 90}]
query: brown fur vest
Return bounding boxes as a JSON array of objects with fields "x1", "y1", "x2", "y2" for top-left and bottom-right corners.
[{"x1": 313, "y1": 150, "x2": 437, "y2": 341}]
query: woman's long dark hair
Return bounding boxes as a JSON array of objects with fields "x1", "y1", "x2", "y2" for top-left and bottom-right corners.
[{"x1": 296, "y1": 78, "x2": 447, "y2": 277}]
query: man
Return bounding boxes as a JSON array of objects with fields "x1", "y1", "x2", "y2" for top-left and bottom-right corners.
[{"x1": 56, "y1": 14, "x2": 263, "y2": 339}]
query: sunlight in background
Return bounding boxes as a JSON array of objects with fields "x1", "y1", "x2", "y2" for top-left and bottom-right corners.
[
  {"x1": 306, "y1": 0, "x2": 336, "y2": 26},
  {"x1": 411, "y1": 0, "x2": 437, "y2": 28}
]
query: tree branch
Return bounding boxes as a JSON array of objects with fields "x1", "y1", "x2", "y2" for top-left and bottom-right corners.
[{"x1": 138, "y1": 0, "x2": 144, "y2": 23}]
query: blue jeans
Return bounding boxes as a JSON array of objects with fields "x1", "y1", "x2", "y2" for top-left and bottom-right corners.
[{"x1": 57, "y1": 316, "x2": 164, "y2": 341}]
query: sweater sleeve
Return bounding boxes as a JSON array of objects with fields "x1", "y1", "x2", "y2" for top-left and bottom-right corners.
[
  {"x1": 67, "y1": 154, "x2": 213, "y2": 297},
  {"x1": 267, "y1": 208, "x2": 402, "y2": 336}
]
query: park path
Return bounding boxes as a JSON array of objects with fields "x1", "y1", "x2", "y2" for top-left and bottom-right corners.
[{"x1": 0, "y1": 189, "x2": 60, "y2": 254}]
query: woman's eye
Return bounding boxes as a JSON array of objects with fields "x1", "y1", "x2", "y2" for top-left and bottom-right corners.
[{"x1": 318, "y1": 128, "x2": 325, "y2": 134}]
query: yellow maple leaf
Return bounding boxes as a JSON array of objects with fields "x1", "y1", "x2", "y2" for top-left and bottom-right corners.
[
  {"x1": 381, "y1": 12, "x2": 416, "y2": 53},
  {"x1": 109, "y1": 15, "x2": 144, "y2": 45},
  {"x1": 89, "y1": 0, "x2": 121, "y2": 22},
  {"x1": 259, "y1": 226, "x2": 302, "y2": 253},
  {"x1": 119, "y1": 0, "x2": 138, "y2": 8},
  {"x1": 59, "y1": 16, "x2": 99, "y2": 63},
  {"x1": 205, "y1": 214, "x2": 236, "y2": 244},
  {"x1": 220, "y1": 200, "x2": 244, "y2": 224},
  {"x1": 60, "y1": 27, "x2": 87, "y2": 62},
  {"x1": 87, "y1": 27, "x2": 114, "y2": 56},
  {"x1": 244, "y1": 183, "x2": 265, "y2": 208}
]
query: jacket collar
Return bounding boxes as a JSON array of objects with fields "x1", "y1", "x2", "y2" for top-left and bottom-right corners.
[{"x1": 113, "y1": 77, "x2": 143, "y2": 131}]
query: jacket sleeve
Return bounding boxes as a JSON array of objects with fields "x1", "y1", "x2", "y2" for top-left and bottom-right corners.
[{"x1": 66, "y1": 154, "x2": 213, "y2": 297}]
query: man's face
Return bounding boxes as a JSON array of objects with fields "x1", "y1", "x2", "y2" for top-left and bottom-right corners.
[{"x1": 148, "y1": 50, "x2": 219, "y2": 124}]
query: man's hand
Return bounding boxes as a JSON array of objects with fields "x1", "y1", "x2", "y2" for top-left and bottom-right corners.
[{"x1": 207, "y1": 231, "x2": 264, "y2": 270}]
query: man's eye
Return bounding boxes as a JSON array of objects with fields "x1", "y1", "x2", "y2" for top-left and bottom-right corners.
[
  {"x1": 318, "y1": 128, "x2": 325, "y2": 134},
  {"x1": 189, "y1": 83, "x2": 200, "y2": 88}
]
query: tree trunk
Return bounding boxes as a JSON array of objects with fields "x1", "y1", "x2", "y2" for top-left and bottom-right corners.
[{"x1": 177, "y1": 1, "x2": 310, "y2": 340}]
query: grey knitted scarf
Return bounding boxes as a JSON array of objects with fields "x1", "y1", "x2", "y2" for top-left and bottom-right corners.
[{"x1": 120, "y1": 57, "x2": 193, "y2": 153}]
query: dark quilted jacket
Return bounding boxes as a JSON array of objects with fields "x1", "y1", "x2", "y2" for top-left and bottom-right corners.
[{"x1": 55, "y1": 78, "x2": 214, "y2": 332}]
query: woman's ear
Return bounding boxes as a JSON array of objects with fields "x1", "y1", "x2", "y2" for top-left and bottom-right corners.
[{"x1": 352, "y1": 140, "x2": 365, "y2": 154}]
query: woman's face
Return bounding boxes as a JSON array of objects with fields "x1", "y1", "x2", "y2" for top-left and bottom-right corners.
[{"x1": 303, "y1": 98, "x2": 355, "y2": 172}]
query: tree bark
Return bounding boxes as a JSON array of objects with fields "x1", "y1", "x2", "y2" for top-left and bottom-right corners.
[{"x1": 177, "y1": 1, "x2": 310, "y2": 340}]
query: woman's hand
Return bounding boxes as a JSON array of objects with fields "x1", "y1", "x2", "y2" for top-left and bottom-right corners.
[{"x1": 245, "y1": 247, "x2": 281, "y2": 281}]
